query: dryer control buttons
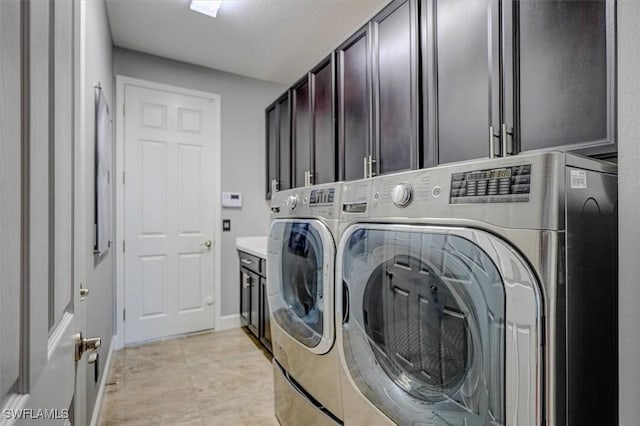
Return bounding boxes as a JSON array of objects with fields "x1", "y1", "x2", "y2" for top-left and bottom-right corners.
[
  {"x1": 286, "y1": 194, "x2": 298, "y2": 210},
  {"x1": 391, "y1": 183, "x2": 413, "y2": 208}
]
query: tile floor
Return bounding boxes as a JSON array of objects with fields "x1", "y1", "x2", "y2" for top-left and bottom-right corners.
[{"x1": 99, "y1": 328, "x2": 278, "y2": 425}]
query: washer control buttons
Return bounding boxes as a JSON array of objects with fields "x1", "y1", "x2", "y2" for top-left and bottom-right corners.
[{"x1": 391, "y1": 183, "x2": 413, "y2": 208}]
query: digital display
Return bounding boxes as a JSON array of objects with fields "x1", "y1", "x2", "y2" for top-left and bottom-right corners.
[
  {"x1": 310, "y1": 188, "x2": 335, "y2": 205},
  {"x1": 450, "y1": 164, "x2": 531, "y2": 204},
  {"x1": 466, "y1": 168, "x2": 511, "y2": 180}
]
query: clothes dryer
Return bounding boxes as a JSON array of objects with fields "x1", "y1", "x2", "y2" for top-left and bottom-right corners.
[
  {"x1": 268, "y1": 182, "x2": 344, "y2": 425},
  {"x1": 336, "y1": 152, "x2": 617, "y2": 426}
]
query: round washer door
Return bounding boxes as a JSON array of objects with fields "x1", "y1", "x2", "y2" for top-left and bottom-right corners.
[
  {"x1": 267, "y1": 219, "x2": 335, "y2": 355},
  {"x1": 337, "y1": 224, "x2": 543, "y2": 426}
]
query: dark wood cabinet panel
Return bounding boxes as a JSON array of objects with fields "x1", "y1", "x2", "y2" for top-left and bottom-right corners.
[
  {"x1": 338, "y1": 28, "x2": 371, "y2": 182},
  {"x1": 311, "y1": 56, "x2": 336, "y2": 185},
  {"x1": 259, "y1": 277, "x2": 272, "y2": 351},
  {"x1": 265, "y1": 92, "x2": 292, "y2": 199},
  {"x1": 515, "y1": 0, "x2": 612, "y2": 153},
  {"x1": 268, "y1": 0, "x2": 616, "y2": 194},
  {"x1": 434, "y1": 0, "x2": 500, "y2": 164},
  {"x1": 277, "y1": 94, "x2": 292, "y2": 191},
  {"x1": 373, "y1": 0, "x2": 419, "y2": 175},
  {"x1": 266, "y1": 105, "x2": 277, "y2": 199},
  {"x1": 293, "y1": 79, "x2": 311, "y2": 187},
  {"x1": 238, "y1": 251, "x2": 271, "y2": 353},
  {"x1": 240, "y1": 269, "x2": 250, "y2": 327},
  {"x1": 249, "y1": 269, "x2": 259, "y2": 336}
]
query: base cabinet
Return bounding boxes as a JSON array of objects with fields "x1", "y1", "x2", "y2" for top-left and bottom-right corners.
[
  {"x1": 260, "y1": 277, "x2": 272, "y2": 352},
  {"x1": 238, "y1": 251, "x2": 271, "y2": 353}
]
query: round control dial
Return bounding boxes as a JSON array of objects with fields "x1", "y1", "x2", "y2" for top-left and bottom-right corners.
[
  {"x1": 391, "y1": 183, "x2": 413, "y2": 208},
  {"x1": 286, "y1": 194, "x2": 298, "y2": 210}
]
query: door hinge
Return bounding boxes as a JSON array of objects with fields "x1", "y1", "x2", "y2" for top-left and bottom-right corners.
[
  {"x1": 122, "y1": 240, "x2": 125, "y2": 253},
  {"x1": 122, "y1": 171, "x2": 125, "y2": 185},
  {"x1": 123, "y1": 309, "x2": 126, "y2": 321},
  {"x1": 123, "y1": 104, "x2": 125, "y2": 116}
]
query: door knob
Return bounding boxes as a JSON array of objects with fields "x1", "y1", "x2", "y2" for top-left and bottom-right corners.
[
  {"x1": 74, "y1": 333, "x2": 102, "y2": 361},
  {"x1": 80, "y1": 285, "x2": 90, "y2": 301},
  {"x1": 202, "y1": 240, "x2": 212, "y2": 248}
]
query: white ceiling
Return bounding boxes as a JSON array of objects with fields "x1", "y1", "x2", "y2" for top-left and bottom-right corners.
[{"x1": 105, "y1": 0, "x2": 389, "y2": 85}]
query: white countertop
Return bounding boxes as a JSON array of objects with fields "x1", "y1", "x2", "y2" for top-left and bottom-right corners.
[{"x1": 235, "y1": 236, "x2": 268, "y2": 258}]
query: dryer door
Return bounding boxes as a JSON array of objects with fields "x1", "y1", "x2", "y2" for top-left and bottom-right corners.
[
  {"x1": 268, "y1": 219, "x2": 335, "y2": 355},
  {"x1": 337, "y1": 224, "x2": 543, "y2": 426}
]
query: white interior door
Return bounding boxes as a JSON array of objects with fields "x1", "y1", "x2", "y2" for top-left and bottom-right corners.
[
  {"x1": 123, "y1": 82, "x2": 219, "y2": 344},
  {"x1": 0, "y1": 0, "x2": 91, "y2": 424}
]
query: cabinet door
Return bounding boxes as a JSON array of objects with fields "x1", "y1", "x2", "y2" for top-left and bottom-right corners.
[
  {"x1": 260, "y1": 277, "x2": 272, "y2": 352},
  {"x1": 240, "y1": 270, "x2": 250, "y2": 326},
  {"x1": 266, "y1": 103, "x2": 277, "y2": 199},
  {"x1": 311, "y1": 56, "x2": 336, "y2": 185},
  {"x1": 372, "y1": 0, "x2": 419, "y2": 175},
  {"x1": 293, "y1": 77, "x2": 311, "y2": 187},
  {"x1": 513, "y1": 0, "x2": 614, "y2": 154},
  {"x1": 277, "y1": 93, "x2": 292, "y2": 191},
  {"x1": 434, "y1": 0, "x2": 501, "y2": 164},
  {"x1": 338, "y1": 26, "x2": 371, "y2": 181},
  {"x1": 248, "y1": 270, "x2": 259, "y2": 337}
]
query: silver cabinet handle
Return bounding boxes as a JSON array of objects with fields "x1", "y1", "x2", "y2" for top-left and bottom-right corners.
[
  {"x1": 489, "y1": 126, "x2": 495, "y2": 159},
  {"x1": 363, "y1": 156, "x2": 368, "y2": 179},
  {"x1": 240, "y1": 258, "x2": 253, "y2": 265},
  {"x1": 501, "y1": 123, "x2": 509, "y2": 157},
  {"x1": 271, "y1": 179, "x2": 279, "y2": 193},
  {"x1": 369, "y1": 156, "x2": 376, "y2": 177},
  {"x1": 242, "y1": 273, "x2": 251, "y2": 288}
]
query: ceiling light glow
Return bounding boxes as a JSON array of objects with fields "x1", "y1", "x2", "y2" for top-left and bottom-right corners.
[{"x1": 190, "y1": 0, "x2": 222, "y2": 18}]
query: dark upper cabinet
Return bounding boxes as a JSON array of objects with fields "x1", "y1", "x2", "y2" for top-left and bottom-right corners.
[
  {"x1": 293, "y1": 77, "x2": 311, "y2": 187},
  {"x1": 513, "y1": 0, "x2": 614, "y2": 155},
  {"x1": 265, "y1": 91, "x2": 292, "y2": 200},
  {"x1": 266, "y1": 104, "x2": 278, "y2": 199},
  {"x1": 291, "y1": 54, "x2": 337, "y2": 188},
  {"x1": 268, "y1": 0, "x2": 616, "y2": 194},
  {"x1": 311, "y1": 55, "x2": 337, "y2": 185},
  {"x1": 431, "y1": 0, "x2": 500, "y2": 164},
  {"x1": 277, "y1": 93, "x2": 292, "y2": 191},
  {"x1": 430, "y1": 0, "x2": 616, "y2": 165},
  {"x1": 372, "y1": 0, "x2": 420, "y2": 175},
  {"x1": 337, "y1": 27, "x2": 371, "y2": 182},
  {"x1": 338, "y1": 0, "x2": 420, "y2": 180}
]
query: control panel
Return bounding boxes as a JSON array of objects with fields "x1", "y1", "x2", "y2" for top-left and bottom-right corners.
[
  {"x1": 309, "y1": 188, "x2": 335, "y2": 206},
  {"x1": 450, "y1": 164, "x2": 531, "y2": 204}
]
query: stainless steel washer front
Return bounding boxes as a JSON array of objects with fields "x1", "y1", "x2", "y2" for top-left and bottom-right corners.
[{"x1": 336, "y1": 224, "x2": 543, "y2": 426}]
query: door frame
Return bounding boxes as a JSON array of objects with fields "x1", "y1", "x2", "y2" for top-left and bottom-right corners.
[{"x1": 114, "y1": 75, "x2": 222, "y2": 349}]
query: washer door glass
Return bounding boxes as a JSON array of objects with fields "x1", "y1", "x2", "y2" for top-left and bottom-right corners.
[
  {"x1": 270, "y1": 221, "x2": 329, "y2": 348},
  {"x1": 340, "y1": 226, "x2": 507, "y2": 425}
]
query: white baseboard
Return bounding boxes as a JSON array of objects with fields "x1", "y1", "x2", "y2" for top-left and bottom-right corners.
[
  {"x1": 217, "y1": 314, "x2": 241, "y2": 331},
  {"x1": 90, "y1": 336, "x2": 115, "y2": 426}
]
